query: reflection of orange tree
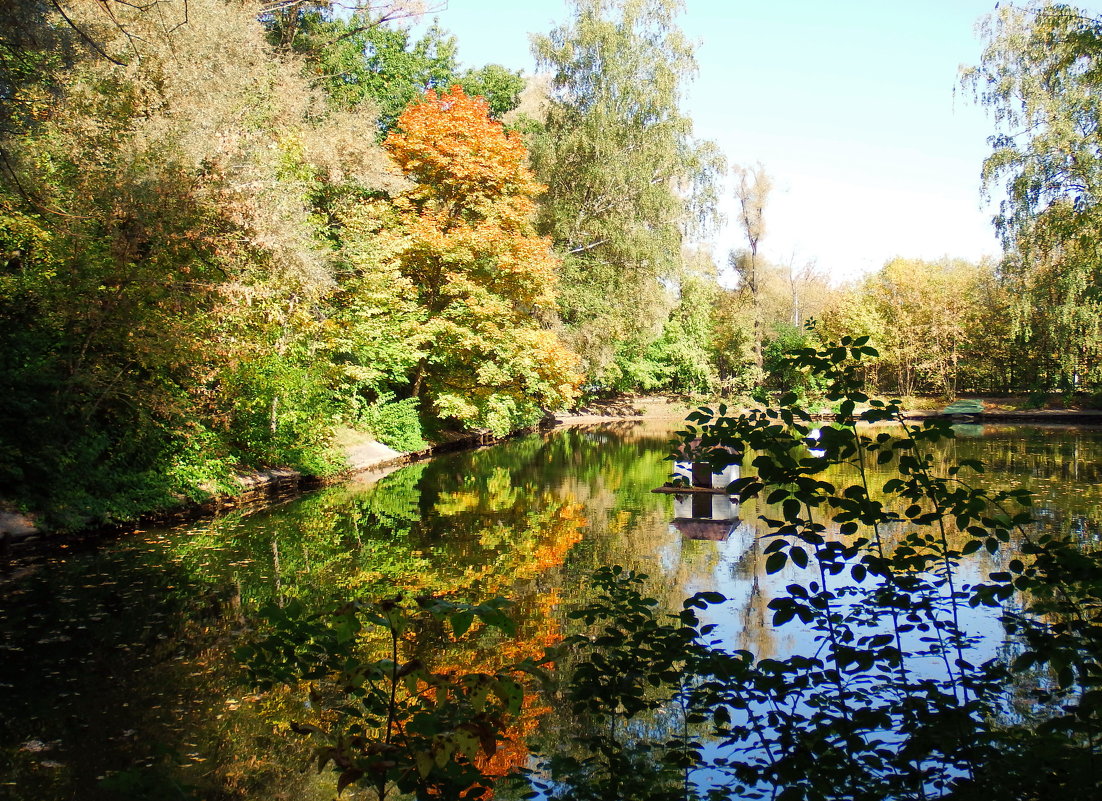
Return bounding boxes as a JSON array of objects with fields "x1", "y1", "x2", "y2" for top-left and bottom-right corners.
[
  {"x1": 426, "y1": 597, "x2": 564, "y2": 786},
  {"x1": 454, "y1": 504, "x2": 585, "y2": 594},
  {"x1": 325, "y1": 487, "x2": 584, "y2": 791},
  {"x1": 414, "y1": 495, "x2": 583, "y2": 786},
  {"x1": 262, "y1": 594, "x2": 567, "y2": 793}
]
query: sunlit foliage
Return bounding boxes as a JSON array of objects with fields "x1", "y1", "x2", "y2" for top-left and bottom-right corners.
[
  {"x1": 530, "y1": 0, "x2": 724, "y2": 381},
  {"x1": 967, "y1": 1, "x2": 1102, "y2": 392},
  {"x1": 384, "y1": 86, "x2": 580, "y2": 435}
]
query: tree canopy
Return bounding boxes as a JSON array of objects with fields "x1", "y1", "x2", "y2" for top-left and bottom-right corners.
[
  {"x1": 384, "y1": 86, "x2": 579, "y2": 434},
  {"x1": 966, "y1": 1, "x2": 1102, "y2": 390},
  {"x1": 529, "y1": 0, "x2": 724, "y2": 381}
]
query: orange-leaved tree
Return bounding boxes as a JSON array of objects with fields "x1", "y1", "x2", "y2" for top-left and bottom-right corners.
[{"x1": 384, "y1": 85, "x2": 579, "y2": 436}]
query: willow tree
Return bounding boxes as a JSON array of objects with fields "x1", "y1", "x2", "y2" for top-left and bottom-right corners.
[
  {"x1": 966, "y1": 2, "x2": 1102, "y2": 390},
  {"x1": 529, "y1": 0, "x2": 723, "y2": 381}
]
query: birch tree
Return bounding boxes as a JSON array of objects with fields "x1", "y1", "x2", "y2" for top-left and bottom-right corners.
[
  {"x1": 966, "y1": 2, "x2": 1102, "y2": 390},
  {"x1": 529, "y1": 0, "x2": 723, "y2": 380}
]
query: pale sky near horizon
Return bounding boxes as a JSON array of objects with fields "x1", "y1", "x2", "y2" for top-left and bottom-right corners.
[{"x1": 417, "y1": 1, "x2": 1095, "y2": 285}]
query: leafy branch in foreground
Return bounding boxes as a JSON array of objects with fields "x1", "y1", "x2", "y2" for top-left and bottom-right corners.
[
  {"x1": 532, "y1": 333, "x2": 1102, "y2": 799},
  {"x1": 238, "y1": 594, "x2": 549, "y2": 800}
]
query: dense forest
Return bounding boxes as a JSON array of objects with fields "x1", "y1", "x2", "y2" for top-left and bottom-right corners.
[{"x1": 1, "y1": 0, "x2": 1100, "y2": 530}]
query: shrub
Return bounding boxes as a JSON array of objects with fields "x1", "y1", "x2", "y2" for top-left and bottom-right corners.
[{"x1": 357, "y1": 395, "x2": 428, "y2": 452}]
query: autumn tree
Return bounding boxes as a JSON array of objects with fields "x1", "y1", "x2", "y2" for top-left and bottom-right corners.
[
  {"x1": 384, "y1": 86, "x2": 579, "y2": 436},
  {"x1": 529, "y1": 0, "x2": 723, "y2": 381},
  {"x1": 821, "y1": 258, "x2": 991, "y2": 397}
]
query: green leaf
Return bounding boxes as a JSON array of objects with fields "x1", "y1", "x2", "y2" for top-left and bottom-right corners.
[
  {"x1": 492, "y1": 678, "x2": 524, "y2": 716},
  {"x1": 765, "y1": 551, "x2": 788, "y2": 574},
  {"x1": 455, "y1": 729, "x2": 480, "y2": 760},
  {"x1": 450, "y1": 610, "x2": 474, "y2": 638}
]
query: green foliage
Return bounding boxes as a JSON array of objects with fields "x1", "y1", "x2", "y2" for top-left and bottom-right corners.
[
  {"x1": 531, "y1": 0, "x2": 724, "y2": 379},
  {"x1": 264, "y1": 9, "x2": 523, "y2": 132},
  {"x1": 220, "y1": 348, "x2": 340, "y2": 477},
  {"x1": 760, "y1": 322, "x2": 827, "y2": 402},
  {"x1": 0, "y1": 0, "x2": 356, "y2": 526},
  {"x1": 265, "y1": 9, "x2": 457, "y2": 125},
  {"x1": 966, "y1": 3, "x2": 1102, "y2": 392},
  {"x1": 610, "y1": 332, "x2": 716, "y2": 396},
  {"x1": 357, "y1": 395, "x2": 428, "y2": 452},
  {"x1": 459, "y1": 64, "x2": 526, "y2": 119},
  {"x1": 593, "y1": 261, "x2": 727, "y2": 396},
  {"x1": 529, "y1": 566, "x2": 717, "y2": 801}
]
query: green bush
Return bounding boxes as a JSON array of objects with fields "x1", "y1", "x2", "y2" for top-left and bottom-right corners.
[
  {"x1": 357, "y1": 395, "x2": 428, "y2": 452},
  {"x1": 1023, "y1": 390, "x2": 1050, "y2": 409},
  {"x1": 761, "y1": 323, "x2": 828, "y2": 402}
]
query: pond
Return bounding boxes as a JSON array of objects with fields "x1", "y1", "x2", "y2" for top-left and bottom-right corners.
[{"x1": 2, "y1": 420, "x2": 1101, "y2": 800}]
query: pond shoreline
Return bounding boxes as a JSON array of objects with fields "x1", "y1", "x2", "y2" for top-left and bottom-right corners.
[
  {"x1": 0, "y1": 396, "x2": 692, "y2": 547},
  {"x1": 904, "y1": 409, "x2": 1102, "y2": 423},
  {"x1": 4, "y1": 399, "x2": 1101, "y2": 551}
]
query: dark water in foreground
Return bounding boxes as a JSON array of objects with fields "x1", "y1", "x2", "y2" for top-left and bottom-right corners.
[{"x1": 2, "y1": 421, "x2": 1101, "y2": 800}]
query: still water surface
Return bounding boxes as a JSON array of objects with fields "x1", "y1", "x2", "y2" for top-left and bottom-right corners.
[{"x1": 2, "y1": 421, "x2": 1101, "y2": 799}]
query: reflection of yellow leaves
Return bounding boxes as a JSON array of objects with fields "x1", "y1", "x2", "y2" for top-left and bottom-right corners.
[
  {"x1": 531, "y1": 505, "x2": 586, "y2": 572},
  {"x1": 606, "y1": 510, "x2": 633, "y2": 537},
  {"x1": 434, "y1": 491, "x2": 481, "y2": 516},
  {"x1": 434, "y1": 470, "x2": 520, "y2": 515},
  {"x1": 485, "y1": 467, "x2": 517, "y2": 509},
  {"x1": 536, "y1": 587, "x2": 563, "y2": 617},
  {"x1": 478, "y1": 526, "x2": 506, "y2": 550}
]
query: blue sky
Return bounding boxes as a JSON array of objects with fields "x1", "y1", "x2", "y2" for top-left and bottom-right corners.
[{"x1": 419, "y1": 1, "x2": 1088, "y2": 283}]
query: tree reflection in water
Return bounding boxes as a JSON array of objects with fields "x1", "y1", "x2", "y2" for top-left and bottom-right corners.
[{"x1": 1, "y1": 421, "x2": 1100, "y2": 799}]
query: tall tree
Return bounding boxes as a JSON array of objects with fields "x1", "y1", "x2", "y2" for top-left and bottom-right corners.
[
  {"x1": 966, "y1": 2, "x2": 1102, "y2": 390},
  {"x1": 383, "y1": 86, "x2": 579, "y2": 435},
  {"x1": 785, "y1": 255, "x2": 827, "y2": 329},
  {"x1": 730, "y1": 162, "x2": 771, "y2": 370},
  {"x1": 267, "y1": 10, "x2": 458, "y2": 125},
  {"x1": 529, "y1": 0, "x2": 723, "y2": 380}
]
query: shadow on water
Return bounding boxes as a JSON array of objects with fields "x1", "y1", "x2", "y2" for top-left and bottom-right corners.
[{"x1": 2, "y1": 421, "x2": 1101, "y2": 799}]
